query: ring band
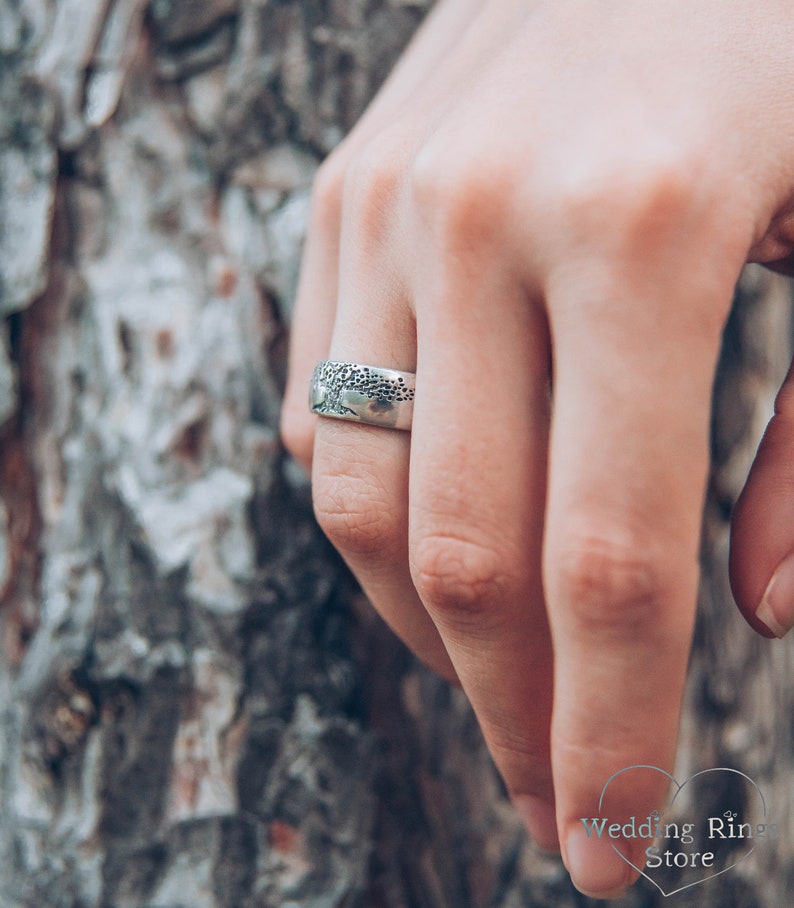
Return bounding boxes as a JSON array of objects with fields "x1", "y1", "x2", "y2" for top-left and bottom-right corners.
[{"x1": 310, "y1": 361, "x2": 415, "y2": 431}]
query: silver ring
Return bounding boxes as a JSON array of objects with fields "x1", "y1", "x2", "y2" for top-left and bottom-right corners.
[{"x1": 309, "y1": 361, "x2": 415, "y2": 431}]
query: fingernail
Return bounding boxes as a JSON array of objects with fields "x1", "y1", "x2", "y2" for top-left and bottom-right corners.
[
  {"x1": 756, "y1": 552, "x2": 794, "y2": 638},
  {"x1": 563, "y1": 822, "x2": 631, "y2": 899},
  {"x1": 514, "y1": 796, "x2": 559, "y2": 852}
]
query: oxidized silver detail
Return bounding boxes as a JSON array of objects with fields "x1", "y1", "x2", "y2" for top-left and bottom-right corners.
[{"x1": 310, "y1": 361, "x2": 415, "y2": 431}]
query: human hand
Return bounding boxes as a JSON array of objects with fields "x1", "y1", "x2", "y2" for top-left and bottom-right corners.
[{"x1": 282, "y1": 0, "x2": 794, "y2": 896}]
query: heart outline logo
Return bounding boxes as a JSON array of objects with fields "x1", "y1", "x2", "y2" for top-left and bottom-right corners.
[{"x1": 597, "y1": 765, "x2": 767, "y2": 898}]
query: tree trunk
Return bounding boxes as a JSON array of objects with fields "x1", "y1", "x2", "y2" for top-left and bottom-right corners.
[{"x1": 0, "y1": 2, "x2": 791, "y2": 906}]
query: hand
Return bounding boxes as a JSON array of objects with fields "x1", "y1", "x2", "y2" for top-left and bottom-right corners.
[{"x1": 282, "y1": 0, "x2": 794, "y2": 896}]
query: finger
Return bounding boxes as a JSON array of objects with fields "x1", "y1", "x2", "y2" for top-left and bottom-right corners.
[
  {"x1": 408, "y1": 262, "x2": 558, "y2": 849},
  {"x1": 351, "y1": 0, "x2": 489, "y2": 133},
  {"x1": 310, "y1": 157, "x2": 457, "y2": 682},
  {"x1": 281, "y1": 163, "x2": 343, "y2": 472},
  {"x1": 543, "y1": 266, "x2": 731, "y2": 897},
  {"x1": 279, "y1": 0, "x2": 476, "y2": 470},
  {"x1": 730, "y1": 358, "x2": 794, "y2": 638},
  {"x1": 313, "y1": 420, "x2": 458, "y2": 680},
  {"x1": 281, "y1": 0, "x2": 533, "y2": 470}
]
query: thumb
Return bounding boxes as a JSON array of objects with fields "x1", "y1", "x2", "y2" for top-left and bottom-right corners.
[{"x1": 730, "y1": 359, "x2": 794, "y2": 638}]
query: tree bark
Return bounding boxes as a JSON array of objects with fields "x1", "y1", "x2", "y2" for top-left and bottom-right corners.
[{"x1": 0, "y1": 2, "x2": 791, "y2": 906}]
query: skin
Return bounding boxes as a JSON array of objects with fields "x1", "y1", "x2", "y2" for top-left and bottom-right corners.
[{"x1": 281, "y1": 0, "x2": 794, "y2": 897}]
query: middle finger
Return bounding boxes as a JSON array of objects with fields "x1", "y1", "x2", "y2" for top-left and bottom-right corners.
[{"x1": 409, "y1": 240, "x2": 557, "y2": 845}]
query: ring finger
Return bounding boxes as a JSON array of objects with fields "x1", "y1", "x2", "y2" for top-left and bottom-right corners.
[{"x1": 311, "y1": 164, "x2": 456, "y2": 680}]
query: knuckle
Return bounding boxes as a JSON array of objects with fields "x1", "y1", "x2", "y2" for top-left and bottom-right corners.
[
  {"x1": 626, "y1": 161, "x2": 695, "y2": 227},
  {"x1": 312, "y1": 457, "x2": 401, "y2": 558},
  {"x1": 557, "y1": 148, "x2": 700, "y2": 242},
  {"x1": 410, "y1": 139, "x2": 506, "y2": 250},
  {"x1": 409, "y1": 139, "x2": 455, "y2": 212},
  {"x1": 411, "y1": 533, "x2": 518, "y2": 621},
  {"x1": 343, "y1": 137, "x2": 404, "y2": 228},
  {"x1": 311, "y1": 153, "x2": 348, "y2": 229},
  {"x1": 551, "y1": 529, "x2": 668, "y2": 638}
]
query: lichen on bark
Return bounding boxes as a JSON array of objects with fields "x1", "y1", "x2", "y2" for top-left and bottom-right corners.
[{"x1": 0, "y1": 1, "x2": 792, "y2": 907}]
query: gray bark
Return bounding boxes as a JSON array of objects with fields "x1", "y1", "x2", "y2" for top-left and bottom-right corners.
[{"x1": 0, "y1": 1, "x2": 792, "y2": 906}]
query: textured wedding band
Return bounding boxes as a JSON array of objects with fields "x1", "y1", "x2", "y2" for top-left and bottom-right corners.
[{"x1": 310, "y1": 360, "x2": 415, "y2": 431}]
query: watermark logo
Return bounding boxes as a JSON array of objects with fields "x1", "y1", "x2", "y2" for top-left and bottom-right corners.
[{"x1": 579, "y1": 766, "x2": 777, "y2": 897}]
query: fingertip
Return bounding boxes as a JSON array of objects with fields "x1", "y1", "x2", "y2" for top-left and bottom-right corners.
[
  {"x1": 563, "y1": 822, "x2": 635, "y2": 899},
  {"x1": 755, "y1": 600, "x2": 787, "y2": 638},
  {"x1": 752, "y1": 551, "x2": 794, "y2": 638},
  {"x1": 729, "y1": 402, "x2": 794, "y2": 638},
  {"x1": 746, "y1": 607, "x2": 779, "y2": 639},
  {"x1": 514, "y1": 796, "x2": 560, "y2": 853}
]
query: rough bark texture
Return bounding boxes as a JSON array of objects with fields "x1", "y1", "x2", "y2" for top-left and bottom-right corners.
[{"x1": 0, "y1": 1, "x2": 792, "y2": 906}]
